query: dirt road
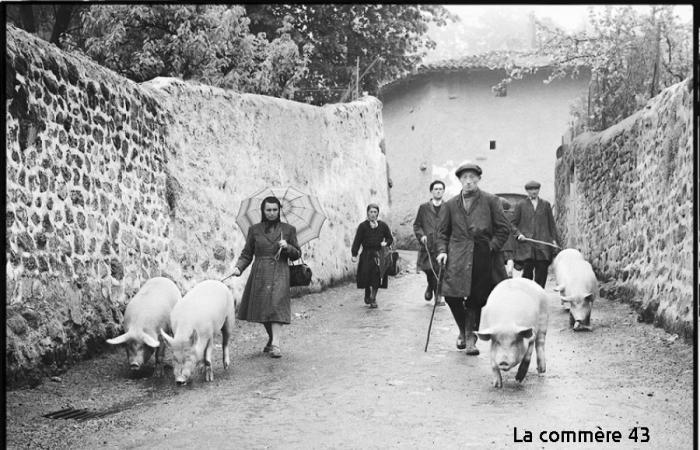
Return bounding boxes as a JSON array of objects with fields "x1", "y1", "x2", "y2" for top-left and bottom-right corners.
[{"x1": 6, "y1": 251, "x2": 695, "y2": 449}]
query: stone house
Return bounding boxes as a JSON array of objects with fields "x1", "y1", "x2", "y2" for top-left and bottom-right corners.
[{"x1": 379, "y1": 52, "x2": 590, "y2": 248}]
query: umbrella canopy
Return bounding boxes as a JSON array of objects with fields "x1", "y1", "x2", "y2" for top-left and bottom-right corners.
[{"x1": 236, "y1": 186, "x2": 327, "y2": 246}]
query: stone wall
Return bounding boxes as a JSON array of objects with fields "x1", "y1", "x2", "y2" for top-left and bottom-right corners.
[
  {"x1": 554, "y1": 78, "x2": 693, "y2": 340},
  {"x1": 5, "y1": 26, "x2": 388, "y2": 387}
]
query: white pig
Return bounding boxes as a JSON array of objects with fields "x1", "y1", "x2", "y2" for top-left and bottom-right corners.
[
  {"x1": 475, "y1": 278, "x2": 548, "y2": 388},
  {"x1": 552, "y1": 248, "x2": 598, "y2": 331},
  {"x1": 106, "y1": 277, "x2": 181, "y2": 376},
  {"x1": 160, "y1": 280, "x2": 236, "y2": 385}
]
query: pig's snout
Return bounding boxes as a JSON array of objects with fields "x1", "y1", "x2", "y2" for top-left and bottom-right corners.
[
  {"x1": 129, "y1": 362, "x2": 141, "y2": 371},
  {"x1": 497, "y1": 360, "x2": 514, "y2": 371},
  {"x1": 176, "y1": 379, "x2": 188, "y2": 386}
]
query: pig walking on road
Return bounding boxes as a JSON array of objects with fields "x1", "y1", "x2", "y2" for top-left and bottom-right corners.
[
  {"x1": 106, "y1": 277, "x2": 182, "y2": 377},
  {"x1": 160, "y1": 280, "x2": 236, "y2": 385},
  {"x1": 476, "y1": 278, "x2": 548, "y2": 388},
  {"x1": 552, "y1": 248, "x2": 598, "y2": 331}
]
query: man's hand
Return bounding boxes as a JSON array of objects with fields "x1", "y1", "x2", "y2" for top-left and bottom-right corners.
[
  {"x1": 436, "y1": 253, "x2": 447, "y2": 265},
  {"x1": 351, "y1": 256, "x2": 358, "y2": 263},
  {"x1": 278, "y1": 239, "x2": 288, "y2": 249},
  {"x1": 517, "y1": 234, "x2": 526, "y2": 241},
  {"x1": 231, "y1": 267, "x2": 241, "y2": 277},
  {"x1": 420, "y1": 236, "x2": 428, "y2": 245}
]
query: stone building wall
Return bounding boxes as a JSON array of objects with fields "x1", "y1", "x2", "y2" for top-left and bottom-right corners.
[
  {"x1": 554, "y1": 78, "x2": 693, "y2": 340},
  {"x1": 5, "y1": 26, "x2": 387, "y2": 386}
]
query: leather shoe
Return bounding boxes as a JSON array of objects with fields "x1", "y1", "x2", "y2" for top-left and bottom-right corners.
[
  {"x1": 369, "y1": 301, "x2": 378, "y2": 309},
  {"x1": 269, "y1": 345, "x2": 282, "y2": 358},
  {"x1": 424, "y1": 287, "x2": 433, "y2": 301},
  {"x1": 456, "y1": 335, "x2": 466, "y2": 350},
  {"x1": 263, "y1": 344, "x2": 273, "y2": 353}
]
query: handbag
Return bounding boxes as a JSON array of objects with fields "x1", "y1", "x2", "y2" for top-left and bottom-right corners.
[
  {"x1": 385, "y1": 247, "x2": 401, "y2": 276},
  {"x1": 289, "y1": 256, "x2": 312, "y2": 287}
]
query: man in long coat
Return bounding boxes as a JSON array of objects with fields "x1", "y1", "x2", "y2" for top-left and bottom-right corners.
[
  {"x1": 511, "y1": 180, "x2": 561, "y2": 288},
  {"x1": 436, "y1": 163, "x2": 510, "y2": 355},
  {"x1": 413, "y1": 180, "x2": 446, "y2": 306}
]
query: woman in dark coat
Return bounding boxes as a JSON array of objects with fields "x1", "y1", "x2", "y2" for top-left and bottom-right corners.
[
  {"x1": 351, "y1": 203, "x2": 393, "y2": 308},
  {"x1": 232, "y1": 196, "x2": 300, "y2": 358}
]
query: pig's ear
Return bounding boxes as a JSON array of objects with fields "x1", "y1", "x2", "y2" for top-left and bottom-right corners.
[
  {"x1": 553, "y1": 285, "x2": 563, "y2": 292},
  {"x1": 516, "y1": 327, "x2": 534, "y2": 339},
  {"x1": 160, "y1": 328, "x2": 174, "y2": 346},
  {"x1": 188, "y1": 329, "x2": 198, "y2": 346},
  {"x1": 475, "y1": 330, "x2": 492, "y2": 341},
  {"x1": 141, "y1": 331, "x2": 160, "y2": 348},
  {"x1": 584, "y1": 293, "x2": 594, "y2": 302},
  {"x1": 560, "y1": 296, "x2": 571, "y2": 304},
  {"x1": 106, "y1": 332, "x2": 130, "y2": 345}
]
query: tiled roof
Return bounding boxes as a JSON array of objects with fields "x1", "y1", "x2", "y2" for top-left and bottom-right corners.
[{"x1": 380, "y1": 50, "x2": 553, "y2": 93}]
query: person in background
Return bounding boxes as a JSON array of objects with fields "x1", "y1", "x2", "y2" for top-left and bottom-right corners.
[
  {"x1": 413, "y1": 180, "x2": 447, "y2": 306},
  {"x1": 436, "y1": 163, "x2": 510, "y2": 355},
  {"x1": 511, "y1": 180, "x2": 561, "y2": 289},
  {"x1": 231, "y1": 196, "x2": 301, "y2": 358},
  {"x1": 351, "y1": 203, "x2": 393, "y2": 309}
]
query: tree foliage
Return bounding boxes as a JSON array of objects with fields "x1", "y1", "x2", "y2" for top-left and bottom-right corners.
[
  {"x1": 245, "y1": 4, "x2": 456, "y2": 104},
  {"x1": 8, "y1": 4, "x2": 453, "y2": 105},
  {"x1": 517, "y1": 5, "x2": 692, "y2": 131},
  {"x1": 60, "y1": 5, "x2": 310, "y2": 99}
]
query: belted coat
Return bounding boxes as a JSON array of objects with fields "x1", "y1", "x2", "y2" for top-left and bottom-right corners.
[
  {"x1": 235, "y1": 222, "x2": 300, "y2": 324},
  {"x1": 511, "y1": 198, "x2": 560, "y2": 262},
  {"x1": 436, "y1": 189, "x2": 511, "y2": 300},
  {"x1": 413, "y1": 201, "x2": 445, "y2": 273}
]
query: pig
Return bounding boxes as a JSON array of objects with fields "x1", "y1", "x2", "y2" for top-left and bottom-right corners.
[
  {"x1": 106, "y1": 277, "x2": 182, "y2": 376},
  {"x1": 475, "y1": 278, "x2": 548, "y2": 388},
  {"x1": 552, "y1": 248, "x2": 598, "y2": 331},
  {"x1": 160, "y1": 280, "x2": 236, "y2": 385}
]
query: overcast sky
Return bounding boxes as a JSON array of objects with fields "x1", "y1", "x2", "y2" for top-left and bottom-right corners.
[{"x1": 444, "y1": 4, "x2": 694, "y2": 31}]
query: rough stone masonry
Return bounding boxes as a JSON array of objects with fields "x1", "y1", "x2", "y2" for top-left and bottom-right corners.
[
  {"x1": 5, "y1": 25, "x2": 389, "y2": 387},
  {"x1": 555, "y1": 77, "x2": 693, "y2": 341}
]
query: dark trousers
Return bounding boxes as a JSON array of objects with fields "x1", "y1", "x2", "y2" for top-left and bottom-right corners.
[
  {"x1": 522, "y1": 259, "x2": 550, "y2": 288},
  {"x1": 443, "y1": 240, "x2": 492, "y2": 333},
  {"x1": 424, "y1": 270, "x2": 438, "y2": 293}
]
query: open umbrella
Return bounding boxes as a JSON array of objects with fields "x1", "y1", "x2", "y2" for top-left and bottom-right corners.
[{"x1": 235, "y1": 186, "x2": 327, "y2": 246}]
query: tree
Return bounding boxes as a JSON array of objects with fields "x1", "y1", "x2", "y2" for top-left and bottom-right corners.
[
  {"x1": 6, "y1": 3, "x2": 83, "y2": 48},
  {"x1": 245, "y1": 4, "x2": 456, "y2": 104},
  {"x1": 61, "y1": 5, "x2": 310, "y2": 99},
  {"x1": 509, "y1": 5, "x2": 692, "y2": 131}
]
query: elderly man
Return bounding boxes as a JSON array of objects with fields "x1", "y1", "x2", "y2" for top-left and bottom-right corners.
[
  {"x1": 512, "y1": 180, "x2": 561, "y2": 289},
  {"x1": 436, "y1": 163, "x2": 510, "y2": 355},
  {"x1": 413, "y1": 180, "x2": 446, "y2": 306}
]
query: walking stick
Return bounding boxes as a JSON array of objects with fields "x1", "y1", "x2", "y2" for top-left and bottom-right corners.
[
  {"x1": 424, "y1": 260, "x2": 444, "y2": 352},
  {"x1": 520, "y1": 237, "x2": 561, "y2": 249}
]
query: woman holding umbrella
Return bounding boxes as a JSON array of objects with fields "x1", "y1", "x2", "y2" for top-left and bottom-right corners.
[
  {"x1": 351, "y1": 203, "x2": 394, "y2": 308},
  {"x1": 231, "y1": 196, "x2": 301, "y2": 358}
]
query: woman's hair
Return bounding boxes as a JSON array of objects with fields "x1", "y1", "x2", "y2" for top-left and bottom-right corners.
[
  {"x1": 366, "y1": 203, "x2": 380, "y2": 214},
  {"x1": 260, "y1": 196, "x2": 282, "y2": 225}
]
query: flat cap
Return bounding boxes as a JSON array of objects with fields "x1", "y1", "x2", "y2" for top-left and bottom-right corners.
[
  {"x1": 525, "y1": 180, "x2": 541, "y2": 189},
  {"x1": 455, "y1": 162, "x2": 482, "y2": 178}
]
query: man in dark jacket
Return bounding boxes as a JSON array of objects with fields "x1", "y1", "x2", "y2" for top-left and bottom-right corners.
[
  {"x1": 413, "y1": 180, "x2": 446, "y2": 306},
  {"x1": 511, "y1": 180, "x2": 561, "y2": 289},
  {"x1": 436, "y1": 163, "x2": 510, "y2": 355}
]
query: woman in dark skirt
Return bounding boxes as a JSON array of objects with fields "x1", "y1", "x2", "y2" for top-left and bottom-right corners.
[
  {"x1": 351, "y1": 203, "x2": 393, "y2": 308},
  {"x1": 231, "y1": 196, "x2": 300, "y2": 358}
]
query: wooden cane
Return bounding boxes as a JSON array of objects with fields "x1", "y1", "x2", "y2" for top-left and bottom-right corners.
[{"x1": 424, "y1": 260, "x2": 444, "y2": 352}]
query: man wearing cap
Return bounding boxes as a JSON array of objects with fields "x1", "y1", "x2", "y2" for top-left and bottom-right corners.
[
  {"x1": 436, "y1": 163, "x2": 510, "y2": 355},
  {"x1": 511, "y1": 180, "x2": 561, "y2": 289},
  {"x1": 413, "y1": 180, "x2": 446, "y2": 306}
]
